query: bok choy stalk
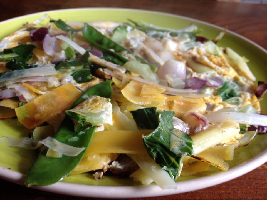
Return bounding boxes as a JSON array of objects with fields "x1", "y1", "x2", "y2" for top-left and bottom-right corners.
[
  {"x1": 82, "y1": 23, "x2": 157, "y2": 71},
  {"x1": 131, "y1": 107, "x2": 194, "y2": 180},
  {"x1": 24, "y1": 80, "x2": 112, "y2": 186}
]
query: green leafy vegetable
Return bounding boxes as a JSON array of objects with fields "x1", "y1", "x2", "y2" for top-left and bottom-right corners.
[
  {"x1": 56, "y1": 51, "x2": 90, "y2": 70},
  {"x1": 0, "y1": 44, "x2": 37, "y2": 70},
  {"x1": 72, "y1": 80, "x2": 112, "y2": 107},
  {"x1": 131, "y1": 108, "x2": 194, "y2": 180},
  {"x1": 53, "y1": 19, "x2": 77, "y2": 33},
  {"x1": 82, "y1": 24, "x2": 157, "y2": 72},
  {"x1": 218, "y1": 81, "x2": 238, "y2": 101},
  {"x1": 64, "y1": 46, "x2": 76, "y2": 60},
  {"x1": 24, "y1": 80, "x2": 113, "y2": 186},
  {"x1": 71, "y1": 68, "x2": 92, "y2": 83}
]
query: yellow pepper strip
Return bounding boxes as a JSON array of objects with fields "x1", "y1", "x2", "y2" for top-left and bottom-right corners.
[
  {"x1": 0, "y1": 107, "x2": 16, "y2": 119},
  {"x1": 85, "y1": 130, "x2": 152, "y2": 155},
  {"x1": 15, "y1": 83, "x2": 82, "y2": 129},
  {"x1": 0, "y1": 99, "x2": 19, "y2": 109}
]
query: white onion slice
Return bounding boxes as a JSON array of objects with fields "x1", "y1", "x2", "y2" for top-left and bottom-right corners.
[
  {"x1": 129, "y1": 154, "x2": 177, "y2": 190},
  {"x1": 205, "y1": 112, "x2": 267, "y2": 126},
  {"x1": 0, "y1": 136, "x2": 85, "y2": 157},
  {"x1": 56, "y1": 35, "x2": 86, "y2": 55}
]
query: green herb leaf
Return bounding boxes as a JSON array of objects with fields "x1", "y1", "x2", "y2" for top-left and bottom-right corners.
[
  {"x1": 5, "y1": 60, "x2": 38, "y2": 70},
  {"x1": 0, "y1": 44, "x2": 37, "y2": 70},
  {"x1": 56, "y1": 51, "x2": 90, "y2": 70},
  {"x1": 71, "y1": 68, "x2": 92, "y2": 83},
  {"x1": 218, "y1": 82, "x2": 238, "y2": 101},
  {"x1": 54, "y1": 19, "x2": 77, "y2": 33},
  {"x1": 65, "y1": 46, "x2": 76, "y2": 60},
  {"x1": 131, "y1": 108, "x2": 194, "y2": 180}
]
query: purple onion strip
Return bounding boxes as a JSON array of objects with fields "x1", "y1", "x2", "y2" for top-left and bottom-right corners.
[{"x1": 185, "y1": 77, "x2": 207, "y2": 90}]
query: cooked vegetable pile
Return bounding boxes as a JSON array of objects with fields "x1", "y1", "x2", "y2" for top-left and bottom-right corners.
[{"x1": 0, "y1": 15, "x2": 267, "y2": 189}]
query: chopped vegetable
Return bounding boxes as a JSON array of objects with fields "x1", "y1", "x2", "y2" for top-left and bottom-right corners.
[{"x1": 15, "y1": 83, "x2": 82, "y2": 129}]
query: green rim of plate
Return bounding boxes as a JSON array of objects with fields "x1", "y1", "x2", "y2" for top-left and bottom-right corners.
[{"x1": 0, "y1": 8, "x2": 266, "y2": 187}]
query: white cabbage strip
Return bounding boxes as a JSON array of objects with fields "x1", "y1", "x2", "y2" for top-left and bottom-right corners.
[{"x1": 0, "y1": 136, "x2": 85, "y2": 157}]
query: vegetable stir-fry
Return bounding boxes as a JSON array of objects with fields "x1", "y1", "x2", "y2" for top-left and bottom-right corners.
[{"x1": 0, "y1": 15, "x2": 267, "y2": 189}]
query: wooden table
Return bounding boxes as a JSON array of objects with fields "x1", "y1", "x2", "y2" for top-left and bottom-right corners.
[{"x1": 0, "y1": 0, "x2": 266, "y2": 199}]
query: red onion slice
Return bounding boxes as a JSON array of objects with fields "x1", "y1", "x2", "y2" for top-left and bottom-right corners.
[
  {"x1": 182, "y1": 111, "x2": 208, "y2": 135},
  {"x1": 195, "y1": 36, "x2": 209, "y2": 43},
  {"x1": 185, "y1": 77, "x2": 207, "y2": 90},
  {"x1": 30, "y1": 27, "x2": 48, "y2": 42},
  {"x1": 205, "y1": 76, "x2": 224, "y2": 88},
  {"x1": 0, "y1": 89, "x2": 16, "y2": 99},
  {"x1": 89, "y1": 49, "x2": 103, "y2": 58},
  {"x1": 43, "y1": 34, "x2": 62, "y2": 56},
  {"x1": 255, "y1": 81, "x2": 267, "y2": 98}
]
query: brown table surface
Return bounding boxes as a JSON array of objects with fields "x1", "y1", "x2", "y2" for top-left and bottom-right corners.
[{"x1": 0, "y1": 0, "x2": 266, "y2": 199}]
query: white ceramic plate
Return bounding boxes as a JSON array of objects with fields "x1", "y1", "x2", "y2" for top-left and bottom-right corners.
[{"x1": 0, "y1": 8, "x2": 266, "y2": 198}]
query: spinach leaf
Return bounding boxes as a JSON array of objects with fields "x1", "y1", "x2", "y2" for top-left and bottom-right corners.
[
  {"x1": 56, "y1": 51, "x2": 90, "y2": 70},
  {"x1": 131, "y1": 108, "x2": 194, "y2": 180},
  {"x1": 5, "y1": 60, "x2": 38, "y2": 70},
  {"x1": 0, "y1": 44, "x2": 37, "y2": 70},
  {"x1": 53, "y1": 19, "x2": 77, "y2": 33},
  {"x1": 82, "y1": 24, "x2": 157, "y2": 72},
  {"x1": 218, "y1": 81, "x2": 237, "y2": 101},
  {"x1": 3, "y1": 44, "x2": 36, "y2": 62},
  {"x1": 64, "y1": 46, "x2": 76, "y2": 60},
  {"x1": 71, "y1": 68, "x2": 92, "y2": 83}
]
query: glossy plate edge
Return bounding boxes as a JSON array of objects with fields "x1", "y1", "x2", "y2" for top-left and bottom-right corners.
[{"x1": 0, "y1": 8, "x2": 266, "y2": 198}]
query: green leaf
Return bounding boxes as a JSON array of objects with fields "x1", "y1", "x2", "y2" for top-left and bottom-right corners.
[
  {"x1": 130, "y1": 107, "x2": 159, "y2": 129},
  {"x1": 82, "y1": 24, "x2": 157, "y2": 72},
  {"x1": 218, "y1": 81, "x2": 238, "y2": 101},
  {"x1": 131, "y1": 108, "x2": 194, "y2": 180},
  {"x1": 4, "y1": 44, "x2": 36, "y2": 62},
  {"x1": 56, "y1": 51, "x2": 90, "y2": 70},
  {"x1": 72, "y1": 80, "x2": 112, "y2": 107},
  {"x1": 54, "y1": 19, "x2": 77, "y2": 33},
  {"x1": 65, "y1": 46, "x2": 76, "y2": 60},
  {"x1": 0, "y1": 44, "x2": 37, "y2": 70},
  {"x1": 5, "y1": 60, "x2": 38, "y2": 70},
  {"x1": 71, "y1": 68, "x2": 92, "y2": 83}
]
